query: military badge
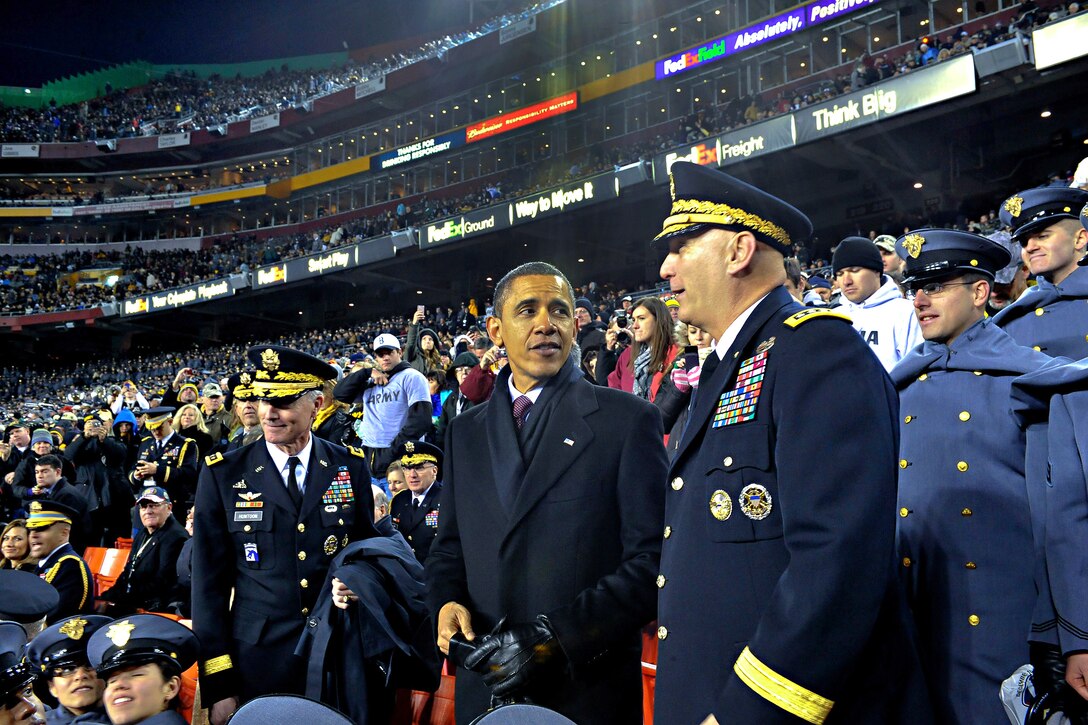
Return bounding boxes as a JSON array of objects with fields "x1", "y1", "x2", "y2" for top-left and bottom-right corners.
[
  {"x1": 902, "y1": 233, "x2": 926, "y2": 259},
  {"x1": 233, "y1": 481, "x2": 247, "y2": 489},
  {"x1": 739, "y1": 484, "x2": 773, "y2": 520},
  {"x1": 59, "y1": 617, "x2": 88, "y2": 640},
  {"x1": 260, "y1": 348, "x2": 280, "y2": 371},
  {"x1": 709, "y1": 490, "x2": 732, "y2": 521},
  {"x1": 755, "y1": 337, "x2": 776, "y2": 354},
  {"x1": 238, "y1": 492, "x2": 261, "y2": 501},
  {"x1": 405, "y1": 441, "x2": 415, "y2": 453},
  {"x1": 712, "y1": 351, "x2": 768, "y2": 428},
  {"x1": 341, "y1": 535, "x2": 349, "y2": 548},
  {"x1": 244, "y1": 543, "x2": 259, "y2": 562},
  {"x1": 240, "y1": 372, "x2": 252, "y2": 385},
  {"x1": 323, "y1": 535, "x2": 338, "y2": 556},
  {"x1": 1004, "y1": 195, "x2": 1024, "y2": 218},
  {"x1": 324, "y1": 504, "x2": 337, "y2": 513},
  {"x1": 425, "y1": 510, "x2": 440, "y2": 528},
  {"x1": 106, "y1": 621, "x2": 135, "y2": 648}
]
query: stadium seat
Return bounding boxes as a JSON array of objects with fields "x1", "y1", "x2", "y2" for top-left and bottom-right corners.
[
  {"x1": 82, "y1": 546, "x2": 107, "y2": 577},
  {"x1": 114, "y1": 537, "x2": 133, "y2": 550},
  {"x1": 392, "y1": 660, "x2": 456, "y2": 725},
  {"x1": 93, "y1": 548, "x2": 129, "y2": 598}
]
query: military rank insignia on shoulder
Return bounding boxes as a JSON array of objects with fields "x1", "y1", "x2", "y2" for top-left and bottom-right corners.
[
  {"x1": 347, "y1": 446, "x2": 367, "y2": 459},
  {"x1": 205, "y1": 452, "x2": 225, "y2": 467},
  {"x1": 784, "y1": 308, "x2": 852, "y2": 328}
]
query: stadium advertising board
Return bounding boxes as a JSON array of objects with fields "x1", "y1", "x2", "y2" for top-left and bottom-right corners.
[
  {"x1": 466, "y1": 92, "x2": 578, "y2": 143},
  {"x1": 285, "y1": 246, "x2": 358, "y2": 281},
  {"x1": 355, "y1": 76, "x2": 386, "y2": 99},
  {"x1": 121, "y1": 277, "x2": 236, "y2": 316},
  {"x1": 508, "y1": 172, "x2": 618, "y2": 224},
  {"x1": 422, "y1": 207, "x2": 508, "y2": 248},
  {"x1": 656, "y1": 0, "x2": 880, "y2": 79},
  {"x1": 500, "y1": 16, "x2": 536, "y2": 44},
  {"x1": 250, "y1": 113, "x2": 281, "y2": 133},
  {"x1": 156, "y1": 133, "x2": 191, "y2": 149},
  {"x1": 1, "y1": 144, "x2": 39, "y2": 158},
  {"x1": 373, "y1": 131, "x2": 466, "y2": 170},
  {"x1": 652, "y1": 114, "x2": 795, "y2": 180},
  {"x1": 253, "y1": 263, "x2": 287, "y2": 289},
  {"x1": 794, "y1": 54, "x2": 976, "y2": 143},
  {"x1": 1032, "y1": 12, "x2": 1088, "y2": 70}
]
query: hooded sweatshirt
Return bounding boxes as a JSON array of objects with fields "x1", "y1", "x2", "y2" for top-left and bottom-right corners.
[{"x1": 837, "y1": 275, "x2": 923, "y2": 372}]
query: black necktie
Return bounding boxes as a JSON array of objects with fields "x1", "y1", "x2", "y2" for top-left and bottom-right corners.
[{"x1": 286, "y1": 456, "x2": 303, "y2": 510}]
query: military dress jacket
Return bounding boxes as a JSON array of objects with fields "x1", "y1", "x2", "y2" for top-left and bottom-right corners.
[
  {"x1": 426, "y1": 365, "x2": 668, "y2": 725},
  {"x1": 992, "y1": 264, "x2": 1088, "y2": 359},
  {"x1": 129, "y1": 433, "x2": 199, "y2": 511},
  {"x1": 390, "y1": 482, "x2": 442, "y2": 564},
  {"x1": 192, "y1": 437, "x2": 378, "y2": 704},
  {"x1": 1012, "y1": 359, "x2": 1088, "y2": 657},
  {"x1": 654, "y1": 286, "x2": 931, "y2": 725},
  {"x1": 892, "y1": 318, "x2": 1058, "y2": 723},
  {"x1": 37, "y1": 542, "x2": 95, "y2": 624}
]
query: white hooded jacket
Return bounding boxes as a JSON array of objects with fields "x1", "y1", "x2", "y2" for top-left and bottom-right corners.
[{"x1": 837, "y1": 276, "x2": 923, "y2": 372}]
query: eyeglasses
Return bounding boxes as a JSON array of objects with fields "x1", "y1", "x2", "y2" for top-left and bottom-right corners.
[
  {"x1": 403, "y1": 462, "x2": 435, "y2": 471},
  {"x1": 51, "y1": 662, "x2": 94, "y2": 678},
  {"x1": 905, "y1": 281, "x2": 976, "y2": 299},
  {"x1": 138, "y1": 501, "x2": 167, "y2": 509}
]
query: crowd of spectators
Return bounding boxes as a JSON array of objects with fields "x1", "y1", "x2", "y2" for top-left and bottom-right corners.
[{"x1": 0, "y1": 0, "x2": 564, "y2": 144}]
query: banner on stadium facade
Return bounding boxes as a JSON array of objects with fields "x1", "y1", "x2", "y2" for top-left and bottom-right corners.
[
  {"x1": 121, "y1": 276, "x2": 237, "y2": 316},
  {"x1": 656, "y1": 0, "x2": 880, "y2": 80},
  {"x1": 507, "y1": 172, "x2": 618, "y2": 224},
  {"x1": 500, "y1": 16, "x2": 536, "y2": 44},
  {"x1": 284, "y1": 246, "x2": 359, "y2": 281},
  {"x1": 157, "y1": 132, "x2": 191, "y2": 149},
  {"x1": 250, "y1": 113, "x2": 281, "y2": 133},
  {"x1": 793, "y1": 54, "x2": 976, "y2": 143},
  {"x1": 651, "y1": 114, "x2": 796, "y2": 181},
  {"x1": 48, "y1": 197, "x2": 192, "y2": 218},
  {"x1": 1, "y1": 144, "x2": 40, "y2": 158},
  {"x1": 422, "y1": 206, "x2": 509, "y2": 248},
  {"x1": 1032, "y1": 12, "x2": 1088, "y2": 70},
  {"x1": 466, "y1": 92, "x2": 578, "y2": 143},
  {"x1": 253, "y1": 263, "x2": 287, "y2": 289},
  {"x1": 373, "y1": 130, "x2": 467, "y2": 170},
  {"x1": 355, "y1": 76, "x2": 386, "y2": 99}
]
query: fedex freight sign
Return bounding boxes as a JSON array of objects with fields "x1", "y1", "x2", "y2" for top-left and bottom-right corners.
[{"x1": 656, "y1": 0, "x2": 879, "y2": 79}]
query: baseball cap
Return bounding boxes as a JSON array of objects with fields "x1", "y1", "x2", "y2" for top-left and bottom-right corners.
[
  {"x1": 873, "y1": 235, "x2": 897, "y2": 253},
  {"x1": 202, "y1": 383, "x2": 223, "y2": 397},
  {"x1": 373, "y1": 333, "x2": 401, "y2": 352},
  {"x1": 136, "y1": 486, "x2": 170, "y2": 504}
]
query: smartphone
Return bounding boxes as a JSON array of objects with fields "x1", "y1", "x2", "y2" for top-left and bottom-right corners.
[
  {"x1": 417, "y1": 304, "x2": 425, "y2": 315},
  {"x1": 683, "y1": 345, "x2": 699, "y2": 371}
]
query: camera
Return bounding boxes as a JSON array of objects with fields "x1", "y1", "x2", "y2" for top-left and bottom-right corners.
[{"x1": 614, "y1": 310, "x2": 632, "y2": 346}]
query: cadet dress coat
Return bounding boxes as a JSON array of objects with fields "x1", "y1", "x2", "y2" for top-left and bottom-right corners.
[
  {"x1": 192, "y1": 437, "x2": 378, "y2": 704},
  {"x1": 426, "y1": 363, "x2": 668, "y2": 725},
  {"x1": 36, "y1": 542, "x2": 95, "y2": 624},
  {"x1": 992, "y1": 264, "x2": 1088, "y2": 359},
  {"x1": 892, "y1": 318, "x2": 1058, "y2": 723},
  {"x1": 654, "y1": 286, "x2": 931, "y2": 725},
  {"x1": 1012, "y1": 359, "x2": 1088, "y2": 658},
  {"x1": 390, "y1": 482, "x2": 442, "y2": 564},
  {"x1": 130, "y1": 433, "x2": 199, "y2": 517}
]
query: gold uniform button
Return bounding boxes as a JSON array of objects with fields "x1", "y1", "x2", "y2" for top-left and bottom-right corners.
[
  {"x1": 965, "y1": 562, "x2": 977, "y2": 569},
  {"x1": 902, "y1": 557, "x2": 912, "y2": 567},
  {"x1": 962, "y1": 508, "x2": 973, "y2": 516},
  {"x1": 301, "y1": 608, "x2": 309, "y2": 616},
  {"x1": 1033, "y1": 346, "x2": 1042, "y2": 352},
  {"x1": 657, "y1": 626, "x2": 668, "y2": 640},
  {"x1": 657, "y1": 574, "x2": 666, "y2": 588},
  {"x1": 899, "y1": 459, "x2": 909, "y2": 469},
  {"x1": 243, "y1": 525, "x2": 252, "y2": 532},
  {"x1": 298, "y1": 551, "x2": 307, "y2": 561},
  {"x1": 957, "y1": 461, "x2": 969, "y2": 472},
  {"x1": 338, "y1": 519, "x2": 345, "y2": 526},
  {"x1": 1035, "y1": 308, "x2": 1044, "y2": 317},
  {"x1": 904, "y1": 415, "x2": 913, "y2": 424},
  {"x1": 968, "y1": 614, "x2": 980, "y2": 626},
  {"x1": 899, "y1": 507, "x2": 909, "y2": 518},
  {"x1": 973, "y1": 371, "x2": 983, "y2": 376},
  {"x1": 297, "y1": 523, "x2": 305, "y2": 533},
  {"x1": 918, "y1": 373, "x2": 928, "y2": 381},
  {"x1": 663, "y1": 526, "x2": 672, "y2": 539},
  {"x1": 300, "y1": 579, "x2": 309, "y2": 588},
  {"x1": 408, "y1": 535, "x2": 413, "y2": 541},
  {"x1": 671, "y1": 477, "x2": 684, "y2": 491},
  {"x1": 723, "y1": 456, "x2": 733, "y2": 467},
  {"x1": 959, "y1": 411, "x2": 971, "y2": 422}
]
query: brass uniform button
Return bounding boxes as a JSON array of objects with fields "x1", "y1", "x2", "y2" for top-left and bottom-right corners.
[
  {"x1": 918, "y1": 373, "x2": 928, "y2": 381},
  {"x1": 904, "y1": 415, "x2": 913, "y2": 424},
  {"x1": 300, "y1": 579, "x2": 309, "y2": 588},
  {"x1": 902, "y1": 557, "x2": 912, "y2": 567},
  {"x1": 657, "y1": 574, "x2": 666, "y2": 588},
  {"x1": 1035, "y1": 308, "x2": 1044, "y2": 316},
  {"x1": 958, "y1": 411, "x2": 971, "y2": 422},
  {"x1": 957, "y1": 461, "x2": 969, "y2": 472},
  {"x1": 1033, "y1": 346, "x2": 1042, "y2": 352},
  {"x1": 899, "y1": 459, "x2": 909, "y2": 469},
  {"x1": 301, "y1": 608, "x2": 309, "y2": 616},
  {"x1": 968, "y1": 614, "x2": 980, "y2": 626},
  {"x1": 723, "y1": 456, "x2": 733, "y2": 467},
  {"x1": 298, "y1": 551, "x2": 307, "y2": 561},
  {"x1": 297, "y1": 523, "x2": 306, "y2": 533},
  {"x1": 657, "y1": 626, "x2": 668, "y2": 640},
  {"x1": 961, "y1": 508, "x2": 973, "y2": 516},
  {"x1": 965, "y1": 562, "x2": 976, "y2": 569},
  {"x1": 900, "y1": 507, "x2": 909, "y2": 518},
  {"x1": 973, "y1": 371, "x2": 983, "y2": 376},
  {"x1": 671, "y1": 477, "x2": 684, "y2": 491},
  {"x1": 243, "y1": 525, "x2": 252, "y2": 532},
  {"x1": 663, "y1": 526, "x2": 672, "y2": 539}
]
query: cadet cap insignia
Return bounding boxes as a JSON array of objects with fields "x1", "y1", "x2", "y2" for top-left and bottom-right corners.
[
  {"x1": 106, "y1": 620, "x2": 135, "y2": 648},
  {"x1": 783, "y1": 309, "x2": 852, "y2": 328},
  {"x1": 260, "y1": 348, "x2": 280, "y2": 371},
  {"x1": 1004, "y1": 195, "x2": 1024, "y2": 218},
  {"x1": 739, "y1": 484, "x2": 773, "y2": 520},
  {"x1": 59, "y1": 617, "x2": 88, "y2": 640},
  {"x1": 902, "y1": 233, "x2": 926, "y2": 259}
]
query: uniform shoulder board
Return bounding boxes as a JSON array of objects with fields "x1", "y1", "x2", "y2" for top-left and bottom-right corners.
[
  {"x1": 140, "y1": 436, "x2": 152, "y2": 442},
  {"x1": 205, "y1": 452, "x2": 225, "y2": 467},
  {"x1": 347, "y1": 446, "x2": 367, "y2": 459},
  {"x1": 783, "y1": 308, "x2": 852, "y2": 328},
  {"x1": 391, "y1": 488, "x2": 408, "y2": 500}
]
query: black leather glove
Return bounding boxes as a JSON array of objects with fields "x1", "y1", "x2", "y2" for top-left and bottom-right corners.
[
  {"x1": 1030, "y1": 643, "x2": 1088, "y2": 725},
  {"x1": 462, "y1": 615, "x2": 565, "y2": 698}
]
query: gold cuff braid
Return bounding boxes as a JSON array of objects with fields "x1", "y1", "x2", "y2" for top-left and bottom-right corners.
[{"x1": 733, "y1": 646, "x2": 833, "y2": 724}]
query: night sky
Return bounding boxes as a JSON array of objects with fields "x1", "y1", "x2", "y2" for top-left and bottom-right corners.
[{"x1": 0, "y1": 0, "x2": 482, "y2": 87}]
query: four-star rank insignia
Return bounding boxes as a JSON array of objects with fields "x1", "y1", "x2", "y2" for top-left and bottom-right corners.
[
  {"x1": 902, "y1": 233, "x2": 926, "y2": 259},
  {"x1": 1004, "y1": 195, "x2": 1024, "y2": 218},
  {"x1": 260, "y1": 348, "x2": 280, "y2": 371},
  {"x1": 106, "y1": 620, "x2": 135, "y2": 648}
]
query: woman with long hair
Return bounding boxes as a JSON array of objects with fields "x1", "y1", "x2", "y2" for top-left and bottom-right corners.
[
  {"x1": 0, "y1": 519, "x2": 37, "y2": 571},
  {"x1": 599, "y1": 296, "x2": 679, "y2": 403},
  {"x1": 172, "y1": 404, "x2": 213, "y2": 458}
]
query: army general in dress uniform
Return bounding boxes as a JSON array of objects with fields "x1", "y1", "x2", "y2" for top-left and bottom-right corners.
[
  {"x1": 992, "y1": 186, "x2": 1088, "y2": 358},
  {"x1": 193, "y1": 346, "x2": 378, "y2": 725},
  {"x1": 653, "y1": 162, "x2": 931, "y2": 724},
  {"x1": 130, "y1": 407, "x2": 199, "y2": 519},
  {"x1": 890, "y1": 229, "x2": 1060, "y2": 723},
  {"x1": 388, "y1": 440, "x2": 442, "y2": 565}
]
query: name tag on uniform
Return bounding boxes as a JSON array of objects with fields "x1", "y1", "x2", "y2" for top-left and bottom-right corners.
[
  {"x1": 234, "y1": 512, "x2": 263, "y2": 522},
  {"x1": 244, "y1": 543, "x2": 259, "y2": 562}
]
